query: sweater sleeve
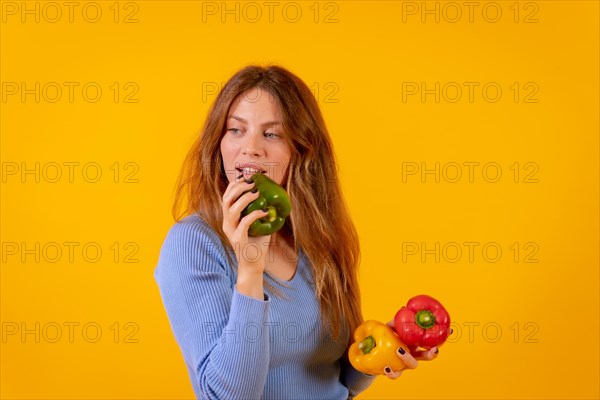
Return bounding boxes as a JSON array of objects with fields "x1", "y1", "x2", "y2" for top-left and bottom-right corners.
[{"x1": 154, "y1": 217, "x2": 271, "y2": 400}]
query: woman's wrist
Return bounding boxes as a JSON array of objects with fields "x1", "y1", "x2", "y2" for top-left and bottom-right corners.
[{"x1": 236, "y1": 268, "x2": 265, "y2": 300}]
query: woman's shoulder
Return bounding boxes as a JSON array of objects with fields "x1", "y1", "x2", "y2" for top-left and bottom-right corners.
[
  {"x1": 156, "y1": 213, "x2": 235, "y2": 279},
  {"x1": 166, "y1": 213, "x2": 217, "y2": 238},
  {"x1": 155, "y1": 214, "x2": 236, "y2": 293},
  {"x1": 161, "y1": 214, "x2": 226, "y2": 257}
]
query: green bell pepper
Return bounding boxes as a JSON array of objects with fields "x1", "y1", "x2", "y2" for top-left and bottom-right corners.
[{"x1": 241, "y1": 173, "x2": 292, "y2": 236}]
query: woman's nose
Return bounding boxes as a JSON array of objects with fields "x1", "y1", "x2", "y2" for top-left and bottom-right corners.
[{"x1": 242, "y1": 131, "x2": 263, "y2": 156}]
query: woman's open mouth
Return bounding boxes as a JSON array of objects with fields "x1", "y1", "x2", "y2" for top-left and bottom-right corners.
[{"x1": 236, "y1": 165, "x2": 266, "y2": 181}]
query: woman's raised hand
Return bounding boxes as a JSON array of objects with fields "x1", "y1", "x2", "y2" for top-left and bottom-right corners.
[{"x1": 221, "y1": 175, "x2": 272, "y2": 299}]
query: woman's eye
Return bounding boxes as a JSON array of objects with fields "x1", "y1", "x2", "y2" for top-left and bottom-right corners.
[
  {"x1": 228, "y1": 128, "x2": 241, "y2": 135},
  {"x1": 265, "y1": 132, "x2": 280, "y2": 139}
]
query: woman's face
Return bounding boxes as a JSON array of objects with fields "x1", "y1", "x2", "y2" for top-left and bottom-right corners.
[{"x1": 220, "y1": 87, "x2": 292, "y2": 186}]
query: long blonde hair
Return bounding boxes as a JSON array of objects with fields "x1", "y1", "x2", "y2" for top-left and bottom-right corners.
[{"x1": 172, "y1": 65, "x2": 363, "y2": 338}]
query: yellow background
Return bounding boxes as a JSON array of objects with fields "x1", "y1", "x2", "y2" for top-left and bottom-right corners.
[{"x1": 1, "y1": 1, "x2": 598, "y2": 399}]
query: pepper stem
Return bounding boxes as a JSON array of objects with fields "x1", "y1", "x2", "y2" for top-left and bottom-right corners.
[
  {"x1": 358, "y1": 336, "x2": 376, "y2": 354},
  {"x1": 415, "y1": 310, "x2": 436, "y2": 330}
]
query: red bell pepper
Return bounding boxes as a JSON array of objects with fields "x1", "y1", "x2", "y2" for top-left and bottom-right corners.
[{"x1": 394, "y1": 294, "x2": 451, "y2": 351}]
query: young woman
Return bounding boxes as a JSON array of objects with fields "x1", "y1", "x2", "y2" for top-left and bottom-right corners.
[{"x1": 154, "y1": 65, "x2": 437, "y2": 399}]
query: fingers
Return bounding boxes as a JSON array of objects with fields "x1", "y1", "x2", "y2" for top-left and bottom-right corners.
[
  {"x1": 383, "y1": 366, "x2": 403, "y2": 380},
  {"x1": 229, "y1": 189, "x2": 261, "y2": 218},
  {"x1": 411, "y1": 346, "x2": 439, "y2": 361},
  {"x1": 396, "y1": 347, "x2": 419, "y2": 369},
  {"x1": 237, "y1": 209, "x2": 269, "y2": 233},
  {"x1": 383, "y1": 346, "x2": 439, "y2": 380},
  {"x1": 222, "y1": 178, "x2": 254, "y2": 211},
  {"x1": 222, "y1": 177, "x2": 263, "y2": 234},
  {"x1": 383, "y1": 346, "x2": 416, "y2": 380}
]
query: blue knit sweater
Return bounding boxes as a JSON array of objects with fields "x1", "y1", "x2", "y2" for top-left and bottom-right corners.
[{"x1": 154, "y1": 214, "x2": 375, "y2": 399}]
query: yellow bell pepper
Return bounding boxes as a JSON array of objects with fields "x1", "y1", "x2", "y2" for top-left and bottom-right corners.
[{"x1": 348, "y1": 320, "x2": 408, "y2": 375}]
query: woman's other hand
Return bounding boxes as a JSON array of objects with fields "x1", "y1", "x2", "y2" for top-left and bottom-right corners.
[{"x1": 382, "y1": 319, "x2": 439, "y2": 379}]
